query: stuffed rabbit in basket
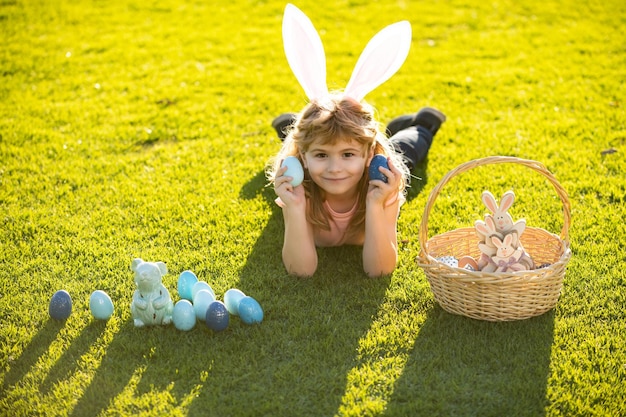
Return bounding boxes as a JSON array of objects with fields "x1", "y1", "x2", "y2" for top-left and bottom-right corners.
[{"x1": 475, "y1": 191, "x2": 534, "y2": 272}]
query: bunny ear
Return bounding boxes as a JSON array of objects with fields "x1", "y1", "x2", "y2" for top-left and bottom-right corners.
[
  {"x1": 482, "y1": 191, "x2": 498, "y2": 213},
  {"x1": 491, "y1": 235, "x2": 503, "y2": 247},
  {"x1": 282, "y1": 4, "x2": 329, "y2": 101},
  {"x1": 499, "y1": 191, "x2": 516, "y2": 212},
  {"x1": 344, "y1": 21, "x2": 412, "y2": 101}
]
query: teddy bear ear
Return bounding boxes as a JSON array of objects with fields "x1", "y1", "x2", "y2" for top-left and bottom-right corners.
[
  {"x1": 156, "y1": 261, "x2": 168, "y2": 276},
  {"x1": 131, "y1": 258, "x2": 144, "y2": 272}
]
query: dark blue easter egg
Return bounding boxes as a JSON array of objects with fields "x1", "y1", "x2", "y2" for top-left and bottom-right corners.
[
  {"x1": 205, "y1": 301, "x2": 230, "y2": 332},
  {"x1": 49, "y1": 290, "x2": 72, "y2": 321},
  {"x1": 368, "y1": 154, "x2": 389, "y2": 183},
  {"x1": 238, "y1": 296, "x2": 264, "y2": 325}
]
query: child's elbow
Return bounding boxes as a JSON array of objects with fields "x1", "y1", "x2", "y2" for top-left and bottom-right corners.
[
  {"x1": 364, "y1": 267, "x2": 394, "y2": 278},
  {"x1": 284, "y1": 259, "x2": 317, "y2": 278},
  {"x1": 363, "y1": 260, "x2": 396, "y2": 278}
]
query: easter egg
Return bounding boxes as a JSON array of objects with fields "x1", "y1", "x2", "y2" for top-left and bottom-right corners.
[
  {"x1": 89, "y1": 290, "x2": 114, "y2": 320},
  {"x1": 205, "y1": 301, "x2": 229, "y2": 332},
  {"x1": 368, "y1": 154, "x2": 389, "y2": 183},
  {"x1": 177, "y1": 270, "x2": 198, "y2": 301},
  {"x1": 281, "y1": 156, "x2": 304, "y2": 187},
  {"x1": 436, "y1": 256, "x2": 458, "y2": 268},
  {"x1": 224, "y1": 288, "x2": 246, "y2": 316},
  {"x1": 193, "y1": 289, "x2": 215, "y2": 320},
  {"x1": 172, "y1": 300, "x2": 196, "y2": 331},
  {"x1": 49, "y1": 290, "x2": 72, "y2": 321},
  {"x1": 238, "y1": 296, "x2": 264, "y2": 325},
  {"x1": 192, "y1": 281, "x2": 214, "y2": 301}
]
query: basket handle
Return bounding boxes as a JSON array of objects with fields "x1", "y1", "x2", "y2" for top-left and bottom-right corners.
[{"x1": 419, "y1": 156, "x2": 571, "y2": 257}]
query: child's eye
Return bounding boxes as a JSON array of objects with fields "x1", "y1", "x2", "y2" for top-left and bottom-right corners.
[
  {"x1": 314, "y1": 153, "x2": 327, "y2": 158},
  {"x1": 343, "y1": 152, "x2": 355, "y2": 158}
]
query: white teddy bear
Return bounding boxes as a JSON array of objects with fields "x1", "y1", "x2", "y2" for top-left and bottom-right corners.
[{"x1": 130, "y1": 258, "x2": 173, "y2": 327}]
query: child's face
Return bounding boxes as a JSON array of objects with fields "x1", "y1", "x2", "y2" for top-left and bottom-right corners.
[{"x1": 302, "y1": 138, "x2": 372, "y2": 198}]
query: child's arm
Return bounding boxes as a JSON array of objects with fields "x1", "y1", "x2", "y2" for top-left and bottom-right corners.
[
  {"x1": 275, "y1": 167, "x2": 318, "y2": 277},
  {"x1": 362, "y1": 158, "x2": 403, "y2": 277}
]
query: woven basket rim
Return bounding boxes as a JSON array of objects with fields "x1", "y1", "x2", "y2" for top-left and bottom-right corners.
[{"x1": 419, "y1": 156, "x2": 571, "y2": 256}]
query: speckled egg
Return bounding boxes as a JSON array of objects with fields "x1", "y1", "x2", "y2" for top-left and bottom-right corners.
[
  {"x1": 205, "y1": 301, "x2": 229, "y2": 332},
  {"x1": 436, "y1": 256, "x2": 459, "y2": 268},
  {"x1": 49, "y1": 290, "x2": 72, "y2": 321}
]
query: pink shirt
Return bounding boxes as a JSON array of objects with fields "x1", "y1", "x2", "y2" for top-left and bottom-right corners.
[{"x1": 275, "y1": 194, "x2": 404, "y2": 247}]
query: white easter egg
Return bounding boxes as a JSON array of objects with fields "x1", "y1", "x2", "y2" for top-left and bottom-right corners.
[
  {"x1": 89, "y1": 290, "x2": 114, "y2": 320},
  {"x1": 281, "y1": 156, "x2": 304, "y2": 186}
]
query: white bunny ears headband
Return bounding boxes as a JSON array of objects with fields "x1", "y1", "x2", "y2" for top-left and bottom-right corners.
[{"x1": 282, "y1": 3, "x2": 412, "y2": 103}]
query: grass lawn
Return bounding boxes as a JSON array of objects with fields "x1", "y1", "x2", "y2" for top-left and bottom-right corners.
[{"x1": 1, "y1": 0, "x2": 625, "y2": 415}]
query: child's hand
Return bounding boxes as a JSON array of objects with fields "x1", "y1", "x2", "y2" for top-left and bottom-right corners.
[
  {"x1": 274, "y1": 165, "x2": 306, "y2": 207},
  {"x1": 366, "y1": 157, "x2": 402, "y2": 205}
]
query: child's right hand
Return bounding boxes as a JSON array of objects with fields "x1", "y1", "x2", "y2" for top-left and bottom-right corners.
[{"x1": 274, "y1": 166, "x2": 306, "y2": 207}]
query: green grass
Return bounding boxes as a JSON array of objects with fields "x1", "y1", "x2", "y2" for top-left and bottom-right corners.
[{"x1": 1, "y1": 0, "x2": 625, "y2": 415}]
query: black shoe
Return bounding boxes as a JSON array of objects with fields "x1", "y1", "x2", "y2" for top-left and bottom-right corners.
[
  {"x1": 272, "y1": 113, "x2": 297, "y2": 140},
  {"x1": 385, "y1": 114, "x2": 415, "y2": 137},
  {"x1": 413, "y1": 107, "x2": 446, "y2": 136}
]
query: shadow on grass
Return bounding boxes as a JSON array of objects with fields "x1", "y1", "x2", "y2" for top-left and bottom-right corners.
[
  {"x1": 383, "y1": 306, "x2": 555, "y2": 416},
  {"x1": 70, "y1": 319, "x2": 210, "y2": 417},
  {"x1": 2, "y1": 319, "x2": 63, "y2": 391},
  {"x1": 40, "y1": 320, "x2": 107, "y2": 395}
]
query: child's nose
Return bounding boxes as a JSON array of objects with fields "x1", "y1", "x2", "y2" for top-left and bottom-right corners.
[{"x1": 327, "y1": 157, "x2": 342, "y2": 172}]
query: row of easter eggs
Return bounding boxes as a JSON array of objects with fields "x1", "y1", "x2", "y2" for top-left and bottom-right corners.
[{"x1": 48, "y1": 271, "x2": 263, "y2": 331}]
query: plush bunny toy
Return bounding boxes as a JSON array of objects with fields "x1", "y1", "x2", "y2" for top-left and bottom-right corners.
[
  {"x1": 490, "y1": 234, "x2": 526, "y2": 272},
  {"x1": 130, "y1": 258, "x2": 173, "y2": 327},
  {"x1": 282, "y1": 3, "x2": 412, "y2": 105},
  {"x1": 474, "y1": 190, "x2": 535, "y2": 271}
]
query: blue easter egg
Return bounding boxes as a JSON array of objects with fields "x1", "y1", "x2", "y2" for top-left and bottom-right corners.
[
  {"x1": 281, "y1": 156, "x2": 304, "y2": 186},
  {"x1": 368, "y1": 154, "x2": 389, "y2": 183},
  {"x1": 238, "y1": 296, "x2": 264, "y2": 325},
  {"x1": 89, "y1": 290, "x2": 114, "y2": 320},
  {"x1": 49, "y1": 290, "x2": 72, "y2": 321},
  {"x1": 192, "y1": 281, "x2": 214, "y2": 301},
  {"x1": 193, "y1": 289, "x2": 215, "y2": 320},
  {"x1": 177, "y1": 270, "x2": 198, "y2": 301},
  {"x1": 173, "y1": 300, "x2": 196, "y2": 331},
  {"x1": 224, "y1": 288, "x2": 246, "y2": 316},
  {"x1": 205, "y1": 301, "x2": 229, "y2": 332}
]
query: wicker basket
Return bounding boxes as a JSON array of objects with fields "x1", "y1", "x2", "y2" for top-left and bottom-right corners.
[{"x1": 417, "y1": 156, "x2": 572, "y2": 321}]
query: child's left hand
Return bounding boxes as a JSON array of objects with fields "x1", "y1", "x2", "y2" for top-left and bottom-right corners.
[{"x1": 366, "y1": 157, "x2": 402, "y2": 205}]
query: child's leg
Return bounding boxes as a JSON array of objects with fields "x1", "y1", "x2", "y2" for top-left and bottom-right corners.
[{"x1": 389, "y1": 107, "x2": 446, "y2": 171}]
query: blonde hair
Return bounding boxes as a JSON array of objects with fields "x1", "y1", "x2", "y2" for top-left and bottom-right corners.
[{"x1": 268, "y1": 94, "x2": 409, "y2": 239}]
